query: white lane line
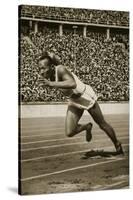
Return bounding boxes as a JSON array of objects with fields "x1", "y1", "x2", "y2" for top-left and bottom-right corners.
[
  {"x1": 20, "y1": 135, "x2": 128, "y2": 145},
  {"x1": 21, "y1": 143, "x2": 128, "y2": 162},
  {"x1": 20, "y1": 126, "x2": 128, "y2": 138},
  {"x1": 20, "y1": 136, "x2": 128, "y2": 152},
  {"x1": 21, "y1": 119, "x2": 128, "y2": 126},
  {"x1": 20, "y1": 127, "x2": 129, "y2": 138},
  {"x1": 21, "y1": 141, "x2": 87, "y2": 151},
  {"x1": 90, "y1": 185, "x2": 102, "y2": 189},
  {"x1": 100, "y1": 180, "x2": 129, "y2": 190},
  {"x1": 91, "y1": 180, "x2": 128, "y2": 190},
  {"x1": 20, "y1": 120, "x2": 128, "y2": 129},
  {"x1": 21, "y1": 150, "x2": 91, "y2": 162},
  {"x1": 21, "y1": 126, "x2": 64, "y2": 129},
  {"x1": 20, "y1": 129, "x2": 128, "y2": 140},
  {"x1": 20, "y1": 133, "x2": 63, "y2": 138},
  {"x1": 21, "y1": 127, "x2": 64, "y2": 133},
  {"x1": 20, "y1": 136, "x2": 81, "y2": 145},
  {"x1": 20, "y1": 157, "x2": 126, "y2": 182},
  {"x1": 112, "y1": 175, "x2": 129, "y2": 181},
  {"x1": 21, "y1": 124, "x2": 128, "y2": 132}
]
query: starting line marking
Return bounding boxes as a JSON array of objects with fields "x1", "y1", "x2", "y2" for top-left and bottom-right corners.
[{"x1": 20, "y1": 157, "x2": 126, "y2": 182}]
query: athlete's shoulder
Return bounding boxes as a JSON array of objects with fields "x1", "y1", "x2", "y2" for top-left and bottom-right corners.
[
  {"x1": 56, "y1": 65, "x2": 66, "y2": 70},
  {"x1": 56, "y1": 65, "x2": 68, "y2": 74}
]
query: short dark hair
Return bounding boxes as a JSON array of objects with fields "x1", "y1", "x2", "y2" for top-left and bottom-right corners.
[
  {"x1": 39, "y1": 51, "x2": 60, "y2": 66},
  {"x1": 39, "y1": 51, "x2": 52, "y2": 64}
]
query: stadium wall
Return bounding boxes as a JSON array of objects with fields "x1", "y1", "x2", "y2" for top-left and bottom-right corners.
[{"x1": 20, "y1": 102, "x2": 129, "y2": 118}]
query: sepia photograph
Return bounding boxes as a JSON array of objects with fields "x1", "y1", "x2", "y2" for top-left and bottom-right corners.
[{"x1": 18, "y1": 4, "x2": 129, "y2": 195}]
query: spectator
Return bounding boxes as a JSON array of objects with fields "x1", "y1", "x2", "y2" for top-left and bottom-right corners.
[
  {"x1": 20, "y1": 5, "x2": 129, "y2": 26},
  {"x1": 20, "y1": 25, "x2": 129, "y2": 102}
]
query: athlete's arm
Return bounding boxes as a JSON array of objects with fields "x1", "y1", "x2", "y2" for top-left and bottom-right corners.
[{"x1": 43, "y1": 66, "x2": 77, "y2": 89}]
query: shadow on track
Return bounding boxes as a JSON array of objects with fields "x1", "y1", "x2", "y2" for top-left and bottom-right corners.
[{"x1": 81, "y1": 150, "x2": 123, "y2": 159}]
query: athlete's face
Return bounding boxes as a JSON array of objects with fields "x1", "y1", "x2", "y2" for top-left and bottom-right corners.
[{"x1": 39, "y1": 59, "x2": 50, "y2": 78}]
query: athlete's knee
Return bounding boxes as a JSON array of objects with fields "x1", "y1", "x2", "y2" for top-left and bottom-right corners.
[{"x1": 65, "y1": 131, "x2": 74, "y2": 137}]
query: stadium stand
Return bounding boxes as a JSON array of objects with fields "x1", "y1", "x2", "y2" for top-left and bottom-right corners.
[
  {"x1": 19, "y1": 6, "x2": 129, "y2": 102},
  {"x1": 20, "y1": 5, "x2": 129, "y2": 26}
]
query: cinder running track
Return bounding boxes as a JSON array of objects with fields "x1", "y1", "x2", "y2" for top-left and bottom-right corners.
[{"x1": 19, "y1": 114, "x2": 129, "y2": 195}]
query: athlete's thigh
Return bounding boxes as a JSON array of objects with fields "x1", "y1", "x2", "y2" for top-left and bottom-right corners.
[
  {"x1": 65, "y1": 105, "x2": 84, "y2": 134},
  {"x1": 88, "y1": 101, "x2": 105, "y2": 125}
]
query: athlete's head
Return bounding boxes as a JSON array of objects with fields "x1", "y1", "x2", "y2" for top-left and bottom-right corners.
[{"x1": 38, "y1": 51, "x2": 60, "y2": 79}]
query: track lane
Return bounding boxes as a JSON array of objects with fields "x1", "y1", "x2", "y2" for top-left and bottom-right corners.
[
  {"x1": 21, "y1": 156, "x2": 129, "y2": 194},
  {"x1": 19, "y1": 114, "x2": 129, "y2": 195}
]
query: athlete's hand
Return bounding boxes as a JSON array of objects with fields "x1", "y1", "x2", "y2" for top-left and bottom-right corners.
[
  {"x1": 43, "y1": 79, "x2": 52, "y2": 86},
  {"x1": 38, "y1": 78, "x2": 52, "y2": 87}
]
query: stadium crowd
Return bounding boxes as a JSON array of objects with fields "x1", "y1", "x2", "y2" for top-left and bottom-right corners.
[
  {"x1": 20, "y1": 25, "x2": 129, "y2": 102},
  {"x1": 20, "y1": 5, "x2": 129, "y2": 27}
]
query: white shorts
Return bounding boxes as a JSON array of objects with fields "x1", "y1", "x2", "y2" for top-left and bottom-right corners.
[{"x1": 68, "y1": 85, "x2": 97, "y2": 110}]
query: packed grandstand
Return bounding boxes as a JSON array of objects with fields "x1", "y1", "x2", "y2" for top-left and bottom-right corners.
[{"x1": 19, "y1": 5, "x2": 129, "y2": 102}]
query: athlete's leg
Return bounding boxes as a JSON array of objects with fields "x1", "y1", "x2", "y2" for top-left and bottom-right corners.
[
  {"x1": 88, "y1": 101, "x2": 123, "y2": 153},
  {"x1": 65, "y1": 105, "x2": 92, "y2": 138}
]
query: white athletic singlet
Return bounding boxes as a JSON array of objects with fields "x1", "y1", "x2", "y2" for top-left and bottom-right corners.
[{"x1": 55, "y1": 66, "x2": 97, "y2": 110}]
